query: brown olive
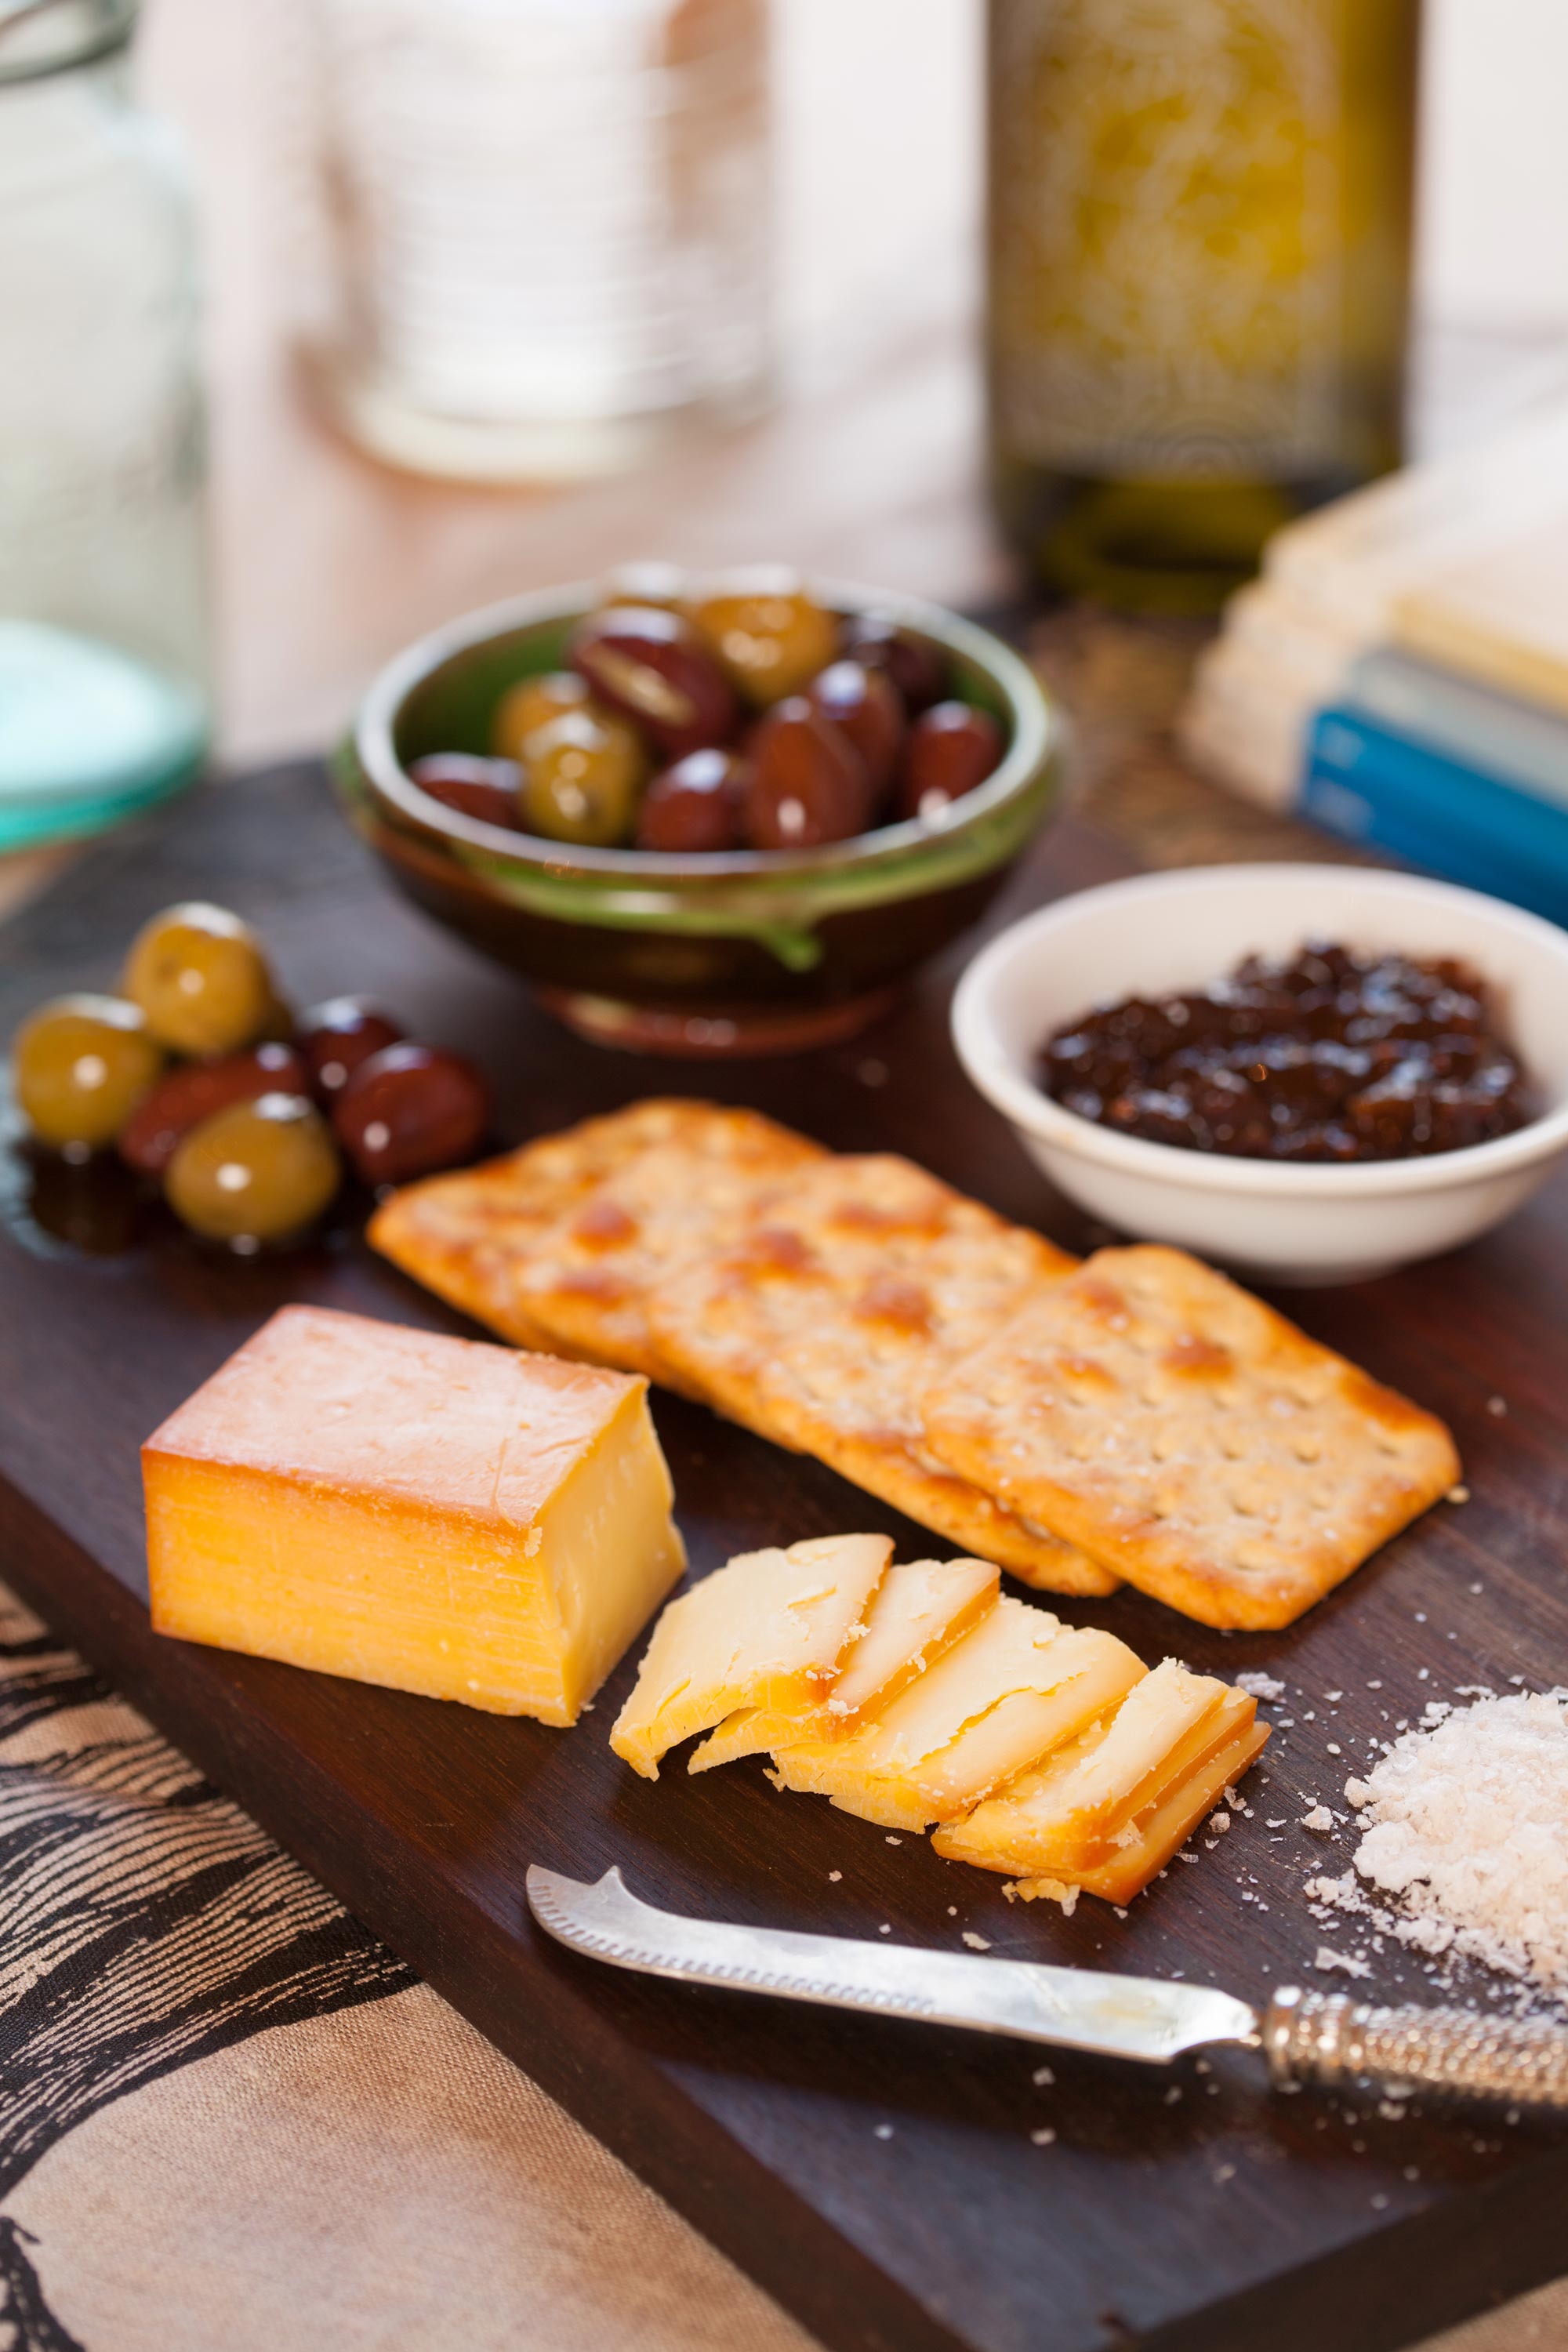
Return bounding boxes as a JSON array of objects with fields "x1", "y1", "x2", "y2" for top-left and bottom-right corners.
[
  {"x1": 165, "y1": 1093, "x2": 341, "y2": 1247},
  {"x1": 838, "y1": 612, "x2": 949, "y2": 713},
  {"x1": 492, "y1": 670, "x2": 590, "y2": 762},
  {"x1": 808, "y1": 660, "x2": 905, "y2": 800},
  {"x1": 332, "y1": 1042, "x2": 491, "y2": 1185},
  {"x1": 408, "y1": 753, "x2": 524, "y2": 829},
  {"x1": 118, "y1": 1042, "x2": 311, "y2": 1174},
  {"x1": 122, "y1": 902, "x2": 277, "y2": 1058},
  {"x1": 689, "y1": 577, "x2": 839, "y2": 706},
  {"x1": 13, "y1": 993, "x2": 165, "y2": 1150},
  {"x1": 601, "y1": 560, "x2": 687, "y2": 612},
  {"x1": 296, "y1": 997, "x2": 407, "y2": 1102},
  {"x1": 570, "y1": 605, "x2": 736, "y2": 759},
  {"x1": 518, "y1": 706, "x2": 648, "y2": 845},
  {"x1": 896, "y1": 700, "x2": 1004, "y2": 822},
  {"x1": 635, "y1": 748, "x2": 749, "y2": 853},
  {"x1": 744, "y1": 699, "x2": 872, "y2": 849}
]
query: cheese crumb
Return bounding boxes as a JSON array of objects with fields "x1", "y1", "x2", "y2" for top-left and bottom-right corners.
[
  {"x1": 1032, "y1": 2064, "x2": 1054, "y2": 2086},
  {"x1": 1301, "y1": 1806, "x2": 1334, "y2": 1831},
  {"x1": 1208, "y1": 1811, "x2": 1230, "y2": 1833},
  {"x1": 1447, "y1": 1484, "x2": 1470, "y2": 1504},
  {"x1": 873, "y1": 2123, "x2": 894, "y2": 2140},
  {"x1": 961, "y1": 1931, "x2": 993, "y2": 1951},
  {"x1": 1235, "y1": 1670, "x2": 1287, "y2": 1701},
  {"x1": 828, "y1": 1870, "x2": 842, "y2": 1882},
  {"x1": 1343, "y1": 1689, "x2": 1568, "y2": 1992},
  {"x1": 1029, "y1": 2126, "x2": 1057, "y2": 2147}
]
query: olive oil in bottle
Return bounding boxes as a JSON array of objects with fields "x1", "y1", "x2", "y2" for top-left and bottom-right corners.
[{"x1": 986, "y1": 0, "x2": 1421, "y2": 613}]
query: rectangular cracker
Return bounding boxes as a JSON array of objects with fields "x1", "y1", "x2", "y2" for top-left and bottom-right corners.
[
  {"x1": 921, "y1": 1243, "x2": 1461, "y2": 1631},
  {"x1": 368, "y1": 1099, "x2": 824, "y2": 1388},
  {"x1": 644, "y1": 1153, "x2": 1119, "y2": 1597}
]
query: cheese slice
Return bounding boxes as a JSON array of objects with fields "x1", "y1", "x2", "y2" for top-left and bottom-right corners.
[
  {"x1": 143, "y1": 1303, "x2": 686, "y2": 1726},
  {"x1": 1004, "y1": 1710, "x2": 1270, "y2": 1906},
  {"x1": 687, "y1": 1554, "x2": 1000, "y2": 1773},
  {"x1": 609, "y1": 1533, "x2": 891, "y2": 1779},
  {"x1": 934, "y1": 1661, "x2": 1260, "y2": 1882},
  {"x1": 773, "y1": 1599, "x2": 1145, "y2": 1831}
]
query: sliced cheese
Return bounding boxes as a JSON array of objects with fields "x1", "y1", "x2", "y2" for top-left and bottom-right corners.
[
  {"x1": 609, "y1": 1533, "x2": 891, "y2": 1779},
  {"x1": 935, "y1": 1662, "x2": 1260, "y2": 1882},
  {"x1": 1004, "y1": 1709, "x2": 1270, "y2": 1906},
  {"x1": 688, "y1": 1554, "x2": 999, "y2": 1773},
  {"x1": 143, "y1": 1303, "x2": 685, "y2": 1726},
  {"x1": 773, "y1": 1598, "x2": 1145, "y2": 1831}
]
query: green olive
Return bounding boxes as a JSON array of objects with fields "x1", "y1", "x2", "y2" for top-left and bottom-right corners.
[
  {"x1": 492, "y1": 670, "x2": 590, "y2": 763},
  {"x1": 122, "y1": 902, "x2": 277, "y2": 1057},
  {"x1": 518, "y1": 707, "x2": 647, "y2": 845},
  {"x1": 13, "y1": 993, "x2": 165, "y2": 1150},
  {"x1": 164, "y1": 1092, "x2": 341, "y2": 1247}
]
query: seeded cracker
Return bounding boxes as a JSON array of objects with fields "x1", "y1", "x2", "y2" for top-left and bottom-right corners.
[
  {"x1": 648, "y1": 1154, "x2": 1116, "y2": 1595},
  {"x1": 920, "y1": 1244, "x2": 1459, "y2": 1629},
  {"x1": 369, "y1": 1100, "x2": 824, "y2": 1388}
]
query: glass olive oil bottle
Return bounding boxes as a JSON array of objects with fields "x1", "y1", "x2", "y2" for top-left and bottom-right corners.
[{"x1": 986, "y1": 0, "x2": 1421, "y2": 612}]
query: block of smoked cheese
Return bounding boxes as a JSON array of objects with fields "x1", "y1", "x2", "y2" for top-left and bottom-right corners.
[
  {"x1": 143, "y1": 1304, "x2": 685, "y2": 1726},
  {"x1": 933, "y1": 1659, "x2": 1266, "y2": 1901},
  {"x1": 772, "y1": 1599, "x2": 1145, "y2": 1832},
  {"x1": 610, "y1": 1533, "x2": 891, "y2": 1779},
  {"x1": 688, "y1": 1554, "x2": 1000, "y2": 1773}
]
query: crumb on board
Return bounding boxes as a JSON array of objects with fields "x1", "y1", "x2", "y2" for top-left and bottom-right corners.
[{"x1": 961, "y1": 1931, "x2": 993, "y2": 1951}]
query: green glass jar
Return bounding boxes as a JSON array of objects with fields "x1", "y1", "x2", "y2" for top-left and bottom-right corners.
[{"x1": 986, "y1": 0, "x2": 1421, "y2": 613}]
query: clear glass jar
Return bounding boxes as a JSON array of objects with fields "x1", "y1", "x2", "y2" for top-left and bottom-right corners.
[
  {"x1": 0, "y1": 0, "x2": 210, "y2": 852},
  {"x1": 296, "y1": 0, "x2": 774, "y2": 483}
]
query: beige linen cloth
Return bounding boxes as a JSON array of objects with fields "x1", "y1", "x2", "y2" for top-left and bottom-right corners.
[{"x1": 0, "y1": 1579, "x2": 1559, "y2": 2352}]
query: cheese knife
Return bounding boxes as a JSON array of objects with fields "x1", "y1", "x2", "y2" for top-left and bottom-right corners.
[{"x1": 527, "y1": 1865, "x2": 1568, "y2": 2111}]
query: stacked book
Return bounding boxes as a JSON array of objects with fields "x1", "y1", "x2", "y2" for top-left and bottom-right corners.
[{"x1": 1181, "y1": 404, "x2": 1568, "y2": 924}]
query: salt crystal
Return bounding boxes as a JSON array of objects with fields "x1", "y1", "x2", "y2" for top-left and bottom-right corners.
[
  {"x1": 1342, "y1": 1688, "x2": 1568, "y2": 1994},
  {"x1": 874, "y1": 2123, "x2": 895, "y2": 2140},
  {"x1": 1316, "y1": 1947, "x2": 1373, "y2": 1979}
]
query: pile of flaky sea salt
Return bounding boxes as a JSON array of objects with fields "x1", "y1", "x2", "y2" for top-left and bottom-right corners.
[{"x1": 1307, "y1": 1688, "x2": 1568, "y2": 2000}]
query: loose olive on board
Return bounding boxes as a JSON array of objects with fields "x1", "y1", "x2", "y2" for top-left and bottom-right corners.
[
  {"x1": 808, "y1": 659, "x2": 904, "y2": 800},
  {"x1": 518, "y1": 707, "x2": 648, "y2": 845},
  {"x1": 837, "y1": 612, "x2": 949, "y2": 713},
  {"x1": 570, "y1": 606, "x2": 737, "y2": 760},
  {"x1": 164, "y1": 1093, "x2": 342, "y2": 1247},
  {"x1": 492, "y1": 670, "x2": 590, "y2": 762},
  {"x1": 118, "y1": 1041, "x2": 311, "y2": 1175},
  {"x1": 122, "y1": 902, "x2": 276, "y2": 1058},
  {"x1": 896, "y1": 700, "x2": 1004, "y2": 822},
  {"x1": 635, "y1": 748, "x2": 749, "y2": 853},
  {"x1": 332, "y1": 1042, "x2": 491, "y2": 1185},
  {"x1": 408, "y1": 753, "x2": 524, "y2": 830},
  {"x1": 296, "y1": 997, "x2": 407, "y2": 1102},
  {"x1": 689, "y1": 578, "x2": 839, "y2": 706},
  {"x1": 13, "y1": 993, "x2": 165, "y2": 1151},
  {"x1": 745, "y1": 700, "x2": 872, "y2": 850}
]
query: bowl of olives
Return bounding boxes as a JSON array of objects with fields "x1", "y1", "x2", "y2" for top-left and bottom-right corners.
[
  {"x1": 8, "y1": 901, "x2": 492, "y2": 1254},
  {"x1": 334, "y1": 567, "x2": 1062, "y2": 1055}
]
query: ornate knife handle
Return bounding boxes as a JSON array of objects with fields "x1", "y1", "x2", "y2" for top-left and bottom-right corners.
[{"x1": 1263, "y1": 1986, "x2": 1568, "y2": 2110}]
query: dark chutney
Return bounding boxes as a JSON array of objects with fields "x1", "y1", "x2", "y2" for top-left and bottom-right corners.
[{"x1": 1038, "y1": 942, "x2": 1533, "y2": 1162}]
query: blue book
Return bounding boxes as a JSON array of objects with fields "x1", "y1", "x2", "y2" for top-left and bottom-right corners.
[
  {"x1": 1345, "y1": 648, "x2": 1568, "y2": 813},
  {"x1": 1303, "y1": 706, "x2": 1568, "y2": 925}
]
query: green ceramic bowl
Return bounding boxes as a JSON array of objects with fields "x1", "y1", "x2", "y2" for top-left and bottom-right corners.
[{"x1": 334, "y1": 576, "x2": 1062, "y2": 1056}]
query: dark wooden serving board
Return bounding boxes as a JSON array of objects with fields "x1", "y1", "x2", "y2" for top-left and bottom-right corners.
[{"x1": 2, "y1": 764, "x2": 1566, "y2": 2352}]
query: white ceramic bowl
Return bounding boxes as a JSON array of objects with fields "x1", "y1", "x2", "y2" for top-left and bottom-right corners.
[{"x1": 953, "y1": 863, "x2": 1568, "y2": 1285}]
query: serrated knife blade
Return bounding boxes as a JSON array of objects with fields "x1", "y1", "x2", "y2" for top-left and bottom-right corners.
[{"x1": 526, "y1": 1864, "x2": 1259, "y2": 2064}]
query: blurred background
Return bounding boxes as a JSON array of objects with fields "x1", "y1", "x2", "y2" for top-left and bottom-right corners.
[{"x1": 136, "y1": 0, "x2": 1568, "y2": 758}]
